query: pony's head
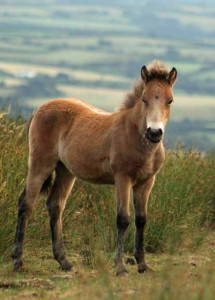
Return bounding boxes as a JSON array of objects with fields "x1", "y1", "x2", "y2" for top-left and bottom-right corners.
[{"x1": 140, "y1": 61, "x2": 177, "y2": 143}]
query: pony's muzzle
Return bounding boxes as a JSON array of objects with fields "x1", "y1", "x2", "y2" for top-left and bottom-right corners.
[{"x1": 145, "y1": 127, "x2": 163, "y2": 143}]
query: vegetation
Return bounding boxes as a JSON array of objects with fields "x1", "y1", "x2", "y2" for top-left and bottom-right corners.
[{"x1": 0, "y1": 115, "x2": 214, "y2": 299}]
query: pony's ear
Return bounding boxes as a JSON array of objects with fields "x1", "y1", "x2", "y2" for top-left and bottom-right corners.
[
  {"x1": 141, "y1": 66, "x2": 149, "y2": 83},
  {"x1": 168, "y1": 67, "x2": 177, "y2": 86}
]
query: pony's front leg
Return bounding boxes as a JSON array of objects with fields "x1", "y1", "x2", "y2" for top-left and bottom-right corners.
[
  {"x1": 133, "y1": 176, "x2": 155, "y2": 273},
  {"x1": 114, "y1": 173, "x2": 132, "y2": 276}
]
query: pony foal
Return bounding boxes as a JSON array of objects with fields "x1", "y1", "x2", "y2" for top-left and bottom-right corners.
[{"x1": 12, "y1": 60, "x2": 177, "y2": 276}]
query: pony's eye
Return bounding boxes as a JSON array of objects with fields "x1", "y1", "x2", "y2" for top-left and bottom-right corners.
[
  {"x1": 168, "y1": 99, "x2": 173, "y2": 105},
  {"x1": 142, "y1": 98, "x2": 147, "y2": 104}
]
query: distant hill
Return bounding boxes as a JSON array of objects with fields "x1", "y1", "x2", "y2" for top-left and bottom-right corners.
[{"x1": 0, "y1": 0, "x2": 214, "y2": 149}]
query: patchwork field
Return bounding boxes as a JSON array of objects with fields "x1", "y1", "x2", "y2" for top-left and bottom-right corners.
[{"x1": 0, "y1": 0, "x2": 214, "y2": 150}]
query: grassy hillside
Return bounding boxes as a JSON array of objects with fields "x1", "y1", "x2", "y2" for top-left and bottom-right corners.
[{"x1": 0, "y1": 115, "x2": 214, "y2": 299}]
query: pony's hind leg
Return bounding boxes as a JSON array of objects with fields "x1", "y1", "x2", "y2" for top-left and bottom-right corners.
[
  {"x1": 12, "y1": 169, "x2": 52, "y2": 271},
  {"x1": 46, "y1": 162, "x2": 76, "y2": 271}
]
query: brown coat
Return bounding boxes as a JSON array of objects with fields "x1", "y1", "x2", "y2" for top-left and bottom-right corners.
[{"x1": 12, "y1": 60, "x2": 177, "y2": 275}]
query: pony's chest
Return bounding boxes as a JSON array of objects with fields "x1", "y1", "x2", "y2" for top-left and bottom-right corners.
[
  {"x1": 132, "y1": 158, "x2": 155, "y2": 182},
  {"x1": 122, "y1": 151, "x2": 164, "y2": 184}
]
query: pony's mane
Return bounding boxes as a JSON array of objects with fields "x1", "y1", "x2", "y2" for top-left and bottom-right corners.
[{"x1": 120, "y1": 60, "x2": 169, "y2": 110}]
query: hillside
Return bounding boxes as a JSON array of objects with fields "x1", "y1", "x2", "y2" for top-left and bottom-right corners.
[{"x1": 0, "y1": 0, "x2": 214, "y2": 149}]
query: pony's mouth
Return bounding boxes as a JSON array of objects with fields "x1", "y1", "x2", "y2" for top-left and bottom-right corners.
[{"x1": 145, "y1": 132, "x2": 162, "y2": 143}]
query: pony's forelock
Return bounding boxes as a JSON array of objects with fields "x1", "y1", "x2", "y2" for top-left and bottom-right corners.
[{"x1": 120, "y1": 60, "x2": 170, "y2": 110}]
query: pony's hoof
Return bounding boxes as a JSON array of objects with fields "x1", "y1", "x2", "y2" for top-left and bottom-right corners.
[
  {"x1": 60, "y1": 260, "x2": 72, "y2": 272},
  {"x1": 13, "y1": 259, "x2": 23, "y2": 271},
  {"x1": 116, "y1": 266, "x2": 129, "y2": 277},
  {"x1": 116, "y1": 270, "x2": 129, "y2": 277},
  {"x1": 138, "y1": 263, "x2": 154, "y2": 274}
]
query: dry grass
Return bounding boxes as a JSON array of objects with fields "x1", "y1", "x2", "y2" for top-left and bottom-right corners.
[{"x1": 0, "y1": 115, "x2": 214, "y2": 299}]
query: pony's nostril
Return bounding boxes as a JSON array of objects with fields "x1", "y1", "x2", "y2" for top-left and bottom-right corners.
[
  {"x1": 158, "y1": 128, "x2": 163, "y2": 136},
  {"x1": 148, "y1": 128, "x2": 163, "y2": 137}
]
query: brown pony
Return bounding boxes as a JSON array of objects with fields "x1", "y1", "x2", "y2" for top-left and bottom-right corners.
[{"x1": 12, "y1": 60, "x2": 177, "y2": 276}]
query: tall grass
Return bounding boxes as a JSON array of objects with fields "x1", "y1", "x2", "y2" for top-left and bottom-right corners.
[{"x1": 0, "y1": 114, "x2": 214, "y2": 266}]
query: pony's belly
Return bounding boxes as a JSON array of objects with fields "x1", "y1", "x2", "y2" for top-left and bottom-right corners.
[
  {"x1": 69, "y1": 169, "x2": 115, "y2": 185},
  {"x1": 81, "y1": 175, "x2": 115, "y2": 185},
  {"x1": 61, "y1": 155, "x2": 114, "y2": 184}
]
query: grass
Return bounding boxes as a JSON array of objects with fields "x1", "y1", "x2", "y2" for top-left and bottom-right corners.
[
  {"x1": 0, "y1": 241, "x2": 214, "y2": 300},
  {"x1": 0, "y1": 114, "x2": 214, "y2": 299}
]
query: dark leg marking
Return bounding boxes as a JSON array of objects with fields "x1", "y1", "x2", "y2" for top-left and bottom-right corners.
[
  {"x1": 12, "y1": 187, "x2": 30, "y2": 270},
  {"x1": 115, "y1": 214, "x2": 130, "y2": 276},
  {"x1": 134, "y1": 215, "x2": 146, "y2": 263},
  {"x1": 134, "y1": 215, "x2": 150, "y2": 273},
  {"x1": 46, "y1": 162, "x2": 75, "y2": 271},
  {"x1": 47, "y1": 198, "x2": 72, "y2": 271}
]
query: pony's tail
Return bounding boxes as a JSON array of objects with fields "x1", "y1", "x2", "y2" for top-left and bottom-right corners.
[
  {"x1": 27, "y1": 113, "x2": 34, "y2": 137},
  {"x1": 40, "y1": 173, "x2": 55, "y2": 194}
]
